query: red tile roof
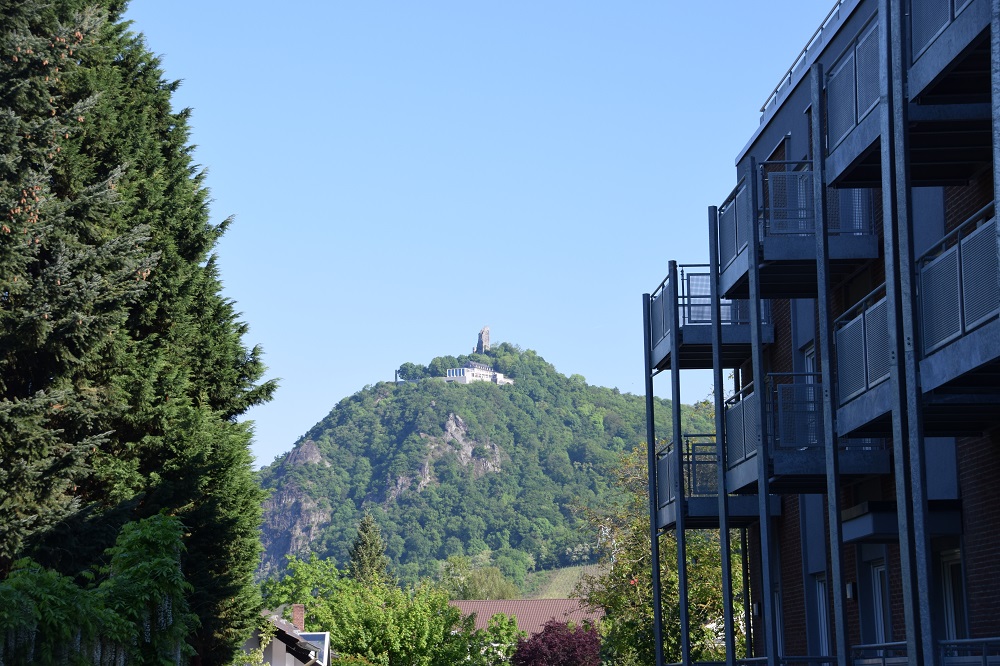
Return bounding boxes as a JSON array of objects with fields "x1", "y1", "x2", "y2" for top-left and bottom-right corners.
[{"x1": 449, "y1": 599, "x2": 603, "y2": 636}]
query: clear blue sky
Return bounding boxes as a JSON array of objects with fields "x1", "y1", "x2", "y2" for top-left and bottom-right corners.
[{"x1": 123, "y1": 1, "x2": 835, "y2": 467}]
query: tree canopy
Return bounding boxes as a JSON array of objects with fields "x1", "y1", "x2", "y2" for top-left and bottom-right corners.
[{"x1": 0, "y1": 1, "x2": 274, "y2": 662}]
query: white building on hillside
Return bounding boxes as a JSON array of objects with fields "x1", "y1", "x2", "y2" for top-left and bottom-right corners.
[{"x1": 444, "y1": 361, "x2": 513, "y2": 386}]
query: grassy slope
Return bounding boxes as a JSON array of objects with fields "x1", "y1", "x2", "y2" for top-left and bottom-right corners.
[{"x1": 523, "y1": 564, "x2": 604, "y2": 599}]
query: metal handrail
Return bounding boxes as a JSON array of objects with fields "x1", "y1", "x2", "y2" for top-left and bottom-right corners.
[
  {"x1": 726, "y1": 380, "x2": 756, "y2": 407},
  {"x1": 851, "y1": 641, "x2": 908, "y2": 666},
  {"x1": 834, "y1": 282, "x2": 887, "y2": 329},
  {"x1": 939, "y1": 636, "x2": 1000, "y2": 665},
  {"x1": 917, "y1": 201, "x2": 995, "y2": 267},
  {"x1": 760, "y1": 0, "x2": 851, "y2": 113}
]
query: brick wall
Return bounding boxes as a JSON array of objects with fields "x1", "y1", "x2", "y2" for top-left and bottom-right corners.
[{"x1": 956, "y1": 428, "x2": 1000, "y2": 638}]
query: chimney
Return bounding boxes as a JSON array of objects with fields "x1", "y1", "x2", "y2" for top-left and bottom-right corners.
[{"x1": 292, "y1": 604, "x2": 305, "y2": 631}]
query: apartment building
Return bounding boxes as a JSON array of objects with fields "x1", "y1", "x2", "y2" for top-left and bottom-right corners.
[{"x1": 643, "y1": 1, "x2": 1000, "y2": 665}]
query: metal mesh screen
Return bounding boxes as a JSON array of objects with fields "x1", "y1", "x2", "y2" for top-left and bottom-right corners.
[
  {"x1": 911, "y1": 0, "x2": 950, "y2": 57},
  {"x1": 920, "y1": 247, "x2": 962, "y2": 354},
  {"x1": 767, "y1": 170, "x2": 815, "y2": 234},
  {"x1": 686, "y1": 273, "x2": 712, "y2": 324},
  {"x1": 837, "y1": 316, "x2": 866, "y2": 404},
  {"x1": 649, "y1": 292, "x2": 666, "y2": 346},
  {"x1": 827, "y1": 51, "x2": 857, "y2": 149},
  {"x1": 719, "y1": 200, "x2": 738, "y2": 269},
  {"x1": 657, "y1": 448, "x2": 674, "y2": 507},
  {"x1": 743, "y1": 391, "x2": 760, "y2": 456},
  {"x1": 736, "y1": 183, "x2": 752, "y2": 251},
  {"x1": 866, "y1": 298, "x2": 891, "y2": 386},
  {"x1": 725, "y1": 401, "x2": 746, "y2": 467},
  {"x1": 960, "y1": 219, "x2": 999, "y2": 329},
  {"x1": 855, "y1": 23, "x2": 880, "y2": 119},
  {"x1": 776, "y1": 382, "x2": 822, "y2": 449}
]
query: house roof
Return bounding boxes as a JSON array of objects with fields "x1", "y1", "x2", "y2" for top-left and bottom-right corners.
[{"x1": 449, "y1": 599, "x2": 603, "y2": 636}]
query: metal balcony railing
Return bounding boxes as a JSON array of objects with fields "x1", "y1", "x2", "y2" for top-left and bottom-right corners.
[
  {"x1": 716, "y1": 164, "x2": 876, "y2": 273},
  {"x1": 835, "y1": 284, "x2": 891, "y2": 405},
  {"x1": 918, "y1": 203, "x2": 998, "y2": 357},
  {"x1": 718, "y1": 179, "x2": 754, "y2": 272},
  {"x1": 725, "y1": 374, "x2": 885, "y2": 470},
  {"x1": 826, "y1": 19, "x2": 879, "y2": 151},
  {"x1": 940, "y1": 637, "x2": 1000, "y2": 665},
  {"x1": 911, "y1": 0, "x2": 975, "y2": 60},
  {"x1": 767, "y1": 373, "x2": 825, "y2": 452},
  {"x1": 725, "y1": 383, "x2": 760, "y2": 469},
  {"x1": 852, "y1": 642, "x2": 908, "y2": 666},
  {"x1": 656, "y1": 434, "x2": 719, "y2": 508},
  {"x1": 649, "y1": 265, "x2": 764, "y2": 350}
]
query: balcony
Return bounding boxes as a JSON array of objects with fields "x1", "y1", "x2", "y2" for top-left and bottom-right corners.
[
  {"x1": 716, "y1": 162, "x2": 880, "y2": 300},
  {"x1": 917, "y1": 204, "x2": 1000, "y2": 433},
  {"x1": 655, "y1": 434, "x2": 765, "y2": 531},
  {"x1": 850, "y1": 638, "x2": 1000, "y2": 666},
  {"x1": 648, "y1": 264, "x2": 771, "y2": 372},
  {"x1": 724, "y1": 374, "x2": 890, "y2": 493},
  {"x1": 909, "y1": 0, "x2": 992, "y2": 103},
  {"x1": 826, "y1": 17, "x2": 881, "y2": 187},
  {"x1": 834, "y1": 284, "x2": 894, "y2": 437}
]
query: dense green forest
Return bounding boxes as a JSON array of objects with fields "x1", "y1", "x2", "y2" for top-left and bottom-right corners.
[{"x1": 259, "y1": 343, "x2": 714, "y2": 585}]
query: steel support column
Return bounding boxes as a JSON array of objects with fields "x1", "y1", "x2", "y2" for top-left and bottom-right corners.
[
  {"x1": 643, "y1": 293, "x2": 666, "y2": 666},
  {"x1": 879, "y1": 0, "x2": 936, "y2": 662},
  {"x1": 992, "y1": 0, "x2": 1000, "y2": 300},
  {"x1": 669, "y1": 261, "x2": 693, "y2": 666},
  {"x1": 748, "y1": 157, "x2": 779, "y2": 666},
  {"x1": 811, "y1": 62, "x2": 849, "y2": 666},
  {"x1": 709, "y1": 207, "x2": 737, "y2": 666}
]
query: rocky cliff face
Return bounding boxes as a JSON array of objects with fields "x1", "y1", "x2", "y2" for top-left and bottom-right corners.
[
  {"x1": 259, "y1": 415, "x2": 501, "y2": 576},
  {"x1": 259, "y1": 440, "x2": 331, "y2": 578}
]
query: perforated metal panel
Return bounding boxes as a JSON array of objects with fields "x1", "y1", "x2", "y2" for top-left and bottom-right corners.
[
  {"x1": 776, "y1": 382, "x2": 822, "y2": 449},
  {"x1": 719, "y1": 200, "x2": 738, "y2": 269},
  {"x1": 766, "y1": 170, "x2": 815, "y2": 234},
  {"x1": 686, "y1": 273, "x2": 712, "y2": 324},
  {"x1": 743, "y1": 391, "x2": 760, "y2": 456},
  {"x1": 836, "y1": 316, "x2": 866, "y2": 404},
  {"x1": 911, "y1": 0, "x2": 950, "y2": 57},
  {"x1": 920, "y1": 247, "x2": 962, "y2": 354},
  {"x1": 960, "y1": 219, "x2": 999, "y2": 329},
  {"x1": 866, "y1": 298, "x2": 891, "y2": 386},
  {"x1": 650, "y1": 292, "x2": 665, "y2": 346},
  {"x1": 855, "y1": 23, "x2": 879, "y2": 119},
  {"x1": 736, "y1": 184, "x2": 752, "y2": 252},
  {"x1": 827, "y1": 51, "x2": 857, "y2": 149},
  {"x1": 657, "y1": 448, "x2": 674, "y2": 508},
  {"x1": 725, "y1": 401, "x2": 746, "y2": 467}
]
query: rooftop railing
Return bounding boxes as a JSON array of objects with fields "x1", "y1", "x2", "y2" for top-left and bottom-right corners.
[
  {"x1": 917, "y1": 202, "x2": 998, "y2": 357},
  {"x1": 835, "y1": 283, "x2": 890, "y2": 405},
  {"x1": 760, "y1": 0, "x2": 854, "y2": 114}
]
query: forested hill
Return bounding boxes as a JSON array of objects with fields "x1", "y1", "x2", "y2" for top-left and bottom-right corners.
[{"x1": 257, "y1": 343, "x2": 714, "y2": 584}]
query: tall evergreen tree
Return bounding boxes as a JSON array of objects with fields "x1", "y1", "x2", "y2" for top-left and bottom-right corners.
[
  {"x1": 0, "y1": 1, "x2": 276, "y2": 663},
  {"x1": 349, "y1": 512, "x2": 393, "y2": 585}
]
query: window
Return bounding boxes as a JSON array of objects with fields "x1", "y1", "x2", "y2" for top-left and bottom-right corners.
[
  {"x1": 940, "y1": 549, "x2": 968, "y2": 639},
  {"x1": 871, "y1": 562, "x2": 889, "y2": 644},
  {"x1": 815, "y1": 576, "x2": 830, "y2": 655}
]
